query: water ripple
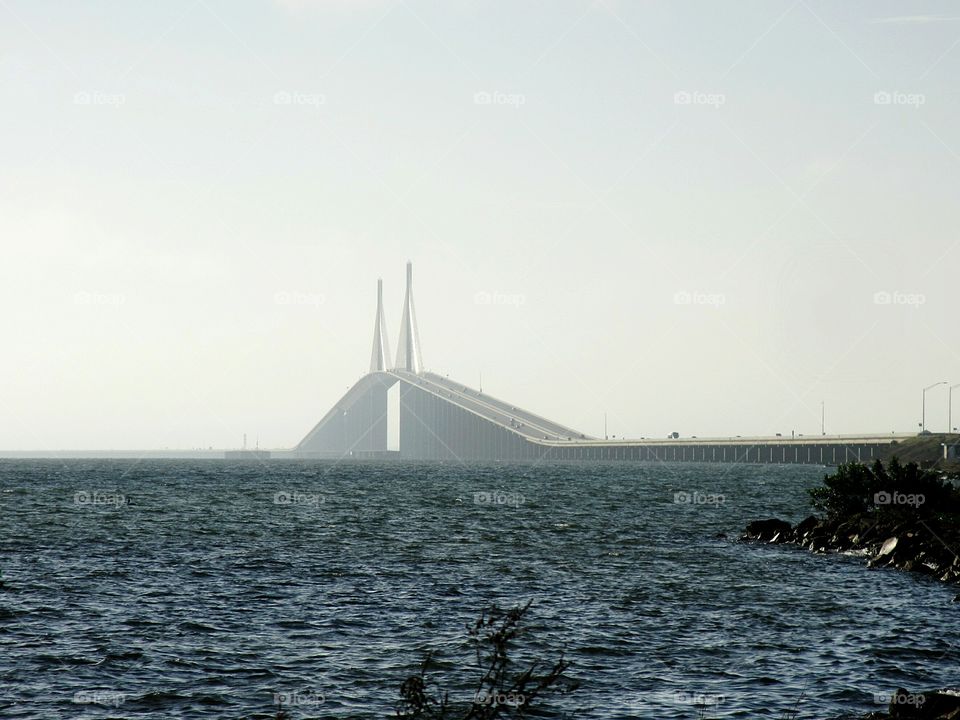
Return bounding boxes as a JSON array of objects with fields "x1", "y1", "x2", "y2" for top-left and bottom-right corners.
[{"x1": 1, "y1": 459, "x2": 957, "y2": 718}]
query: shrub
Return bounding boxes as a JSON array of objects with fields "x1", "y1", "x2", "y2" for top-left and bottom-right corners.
[
  {"x1": 396, "y1": 601, "x2": 577, "y2": 719},
  {"x1": 809, "y1": 457, "x2": 960, "y2": 519}
]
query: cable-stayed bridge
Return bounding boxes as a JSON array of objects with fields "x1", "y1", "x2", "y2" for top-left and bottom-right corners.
[{"x1": 290, "y1": 263, "x2": 909, "y2": 465}]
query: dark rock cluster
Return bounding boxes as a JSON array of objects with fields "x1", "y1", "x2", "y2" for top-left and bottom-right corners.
[
  {"x1": 858, "y1": 688, "x2": 960, "y2": 719},
  {"x1": 741, "y1": 513, "x2": 960, "y2": 587}
]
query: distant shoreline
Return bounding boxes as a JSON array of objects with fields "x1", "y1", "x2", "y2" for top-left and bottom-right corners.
[{"x1": 0, "y1": 450, "x2": 231, "y2": 459}]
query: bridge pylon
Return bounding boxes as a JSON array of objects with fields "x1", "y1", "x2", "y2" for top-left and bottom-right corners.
[
  {"x1": 369, "y1": 278, "x2": 391, "y2": 373},
  {"x1": 395, "y1": 261, "x2": 423, "y2": 374}
]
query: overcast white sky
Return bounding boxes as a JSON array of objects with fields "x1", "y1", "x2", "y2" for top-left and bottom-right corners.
[{"x1": 2, "y1": 0, "x2": 959, "y2": 450}]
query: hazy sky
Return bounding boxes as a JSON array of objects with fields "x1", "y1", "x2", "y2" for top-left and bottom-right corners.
[{"x1": 2, "y1": 0, "x2": 959, "y2": 449}]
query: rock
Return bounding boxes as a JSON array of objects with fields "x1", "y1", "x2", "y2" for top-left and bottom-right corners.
[
  {"x1": 889, "y1": 536, "x2": 925, "y2": 570},
  {"x1": 809, "y1": 530, "x2": 831, "y2": 549},
  {"x1": 887, "y1": 688, "x2": 913, "y2": 718},
  {"x1": 742, "y1": 518, "x2": 793, "y2": 543},
  {"x1": 878, "y1": 537, "x2": 899, "y2": 557},
  {"x1": 794, "y1": 515, "x2": 819, "y2": 537},
  {"x1": 919, "y1": 689, "x2": 960, "y2": 719},
  {"x1": 887, "y1": 688, "x2": 960, "y2": 719}
]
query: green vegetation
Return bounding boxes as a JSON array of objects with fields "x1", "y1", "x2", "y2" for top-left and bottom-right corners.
[
  {"x1": 808, "y1": 457, "x2": 960, "y2": 520},
  {"x1": 879, "y1": 433, "x2": 960, "y2": 468}
]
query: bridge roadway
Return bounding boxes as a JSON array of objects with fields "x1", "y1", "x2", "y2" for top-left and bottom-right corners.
[
  {"x1": 387, "y1": 369, "x2": 910, "y2": 462},
  {"x1": 531, "y1": 432, "x2": 913, "y2": 465},
  {"x1": 389, "y1": 369, "x2": 590, "y2": 442}
]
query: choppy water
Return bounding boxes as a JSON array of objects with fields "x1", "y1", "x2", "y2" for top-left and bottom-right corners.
[{"x1": 1, "y1": 460, "x2": 957, "y2": 719}]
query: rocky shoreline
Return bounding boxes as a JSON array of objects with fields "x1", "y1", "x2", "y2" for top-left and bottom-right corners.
[
  {"x1": 856, "y1": 689, "x2": 960, "y2": 720},
  {"x1": 740, "y1": 458, "x2": 960, "y2": 719},
  {"x1": 740, "y1": 512, "x2": 960, "y2": 589}
]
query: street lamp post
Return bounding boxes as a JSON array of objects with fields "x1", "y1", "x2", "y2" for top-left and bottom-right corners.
[
  {"x1": 950, "y1": 383, "x2": 960, "y2": 433},
  {"x1": 922, "y1": 381, "x2": 948, "y2": 433}
]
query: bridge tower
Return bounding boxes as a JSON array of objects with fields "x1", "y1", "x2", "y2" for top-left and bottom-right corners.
[
  {"x1": 369, "y1": 278, "x2": 391, "y2": 373},
  {"x1": 295, "y1": 278, "x2": 395, "y2": 456},
  {"x1": 395, "y1": 261, "x2": 423, "y2": 373}
]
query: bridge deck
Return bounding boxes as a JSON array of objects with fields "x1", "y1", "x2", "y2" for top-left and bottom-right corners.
[{"x1": 390, "y1": 370, "x2": 589, "y2": 442}]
